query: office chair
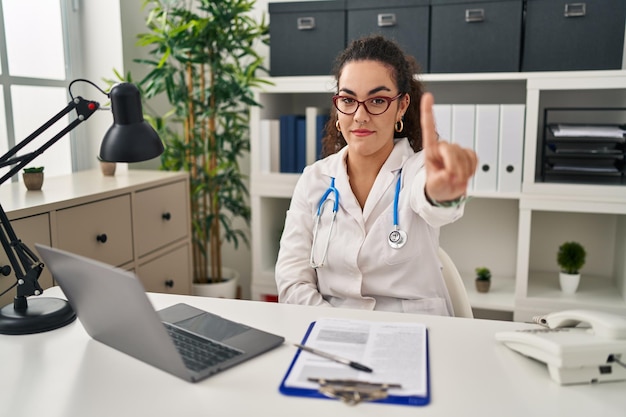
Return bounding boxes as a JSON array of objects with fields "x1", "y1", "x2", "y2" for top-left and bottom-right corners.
[{"x1": 438, "y1": 247, "x2": 474, "y2": 318}]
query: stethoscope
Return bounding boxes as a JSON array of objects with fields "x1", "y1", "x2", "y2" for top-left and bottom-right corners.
[{"x1": 309, "y1": 170, "x2": 406, "y2": 269}]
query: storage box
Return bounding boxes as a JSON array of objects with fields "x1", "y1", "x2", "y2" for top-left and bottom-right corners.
[
  {"x1": 522, "y1": 0, "x2": 626, "y2": 72},
  {"x1": 430, "y1": 0, "x2": 524, "y2": 73},
  {"x1": 269, "y1": 1, "x2": 346, "y2": 76},
  {"x1": 346, "y1": 0, "x2": 430, "y2": 72}
]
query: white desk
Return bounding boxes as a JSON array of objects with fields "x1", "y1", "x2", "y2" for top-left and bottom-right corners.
[{"x1": 1, "y1": 287, "x2": 624, "y2": 417}]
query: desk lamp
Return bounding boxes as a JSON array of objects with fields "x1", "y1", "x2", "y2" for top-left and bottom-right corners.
[{"x1": 0, "y1": 80, "x2": 164, "y2": 335}]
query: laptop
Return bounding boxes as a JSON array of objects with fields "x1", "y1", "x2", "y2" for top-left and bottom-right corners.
[{"x1": 35, "y1": 244, "x2": 284, "y2": 382}]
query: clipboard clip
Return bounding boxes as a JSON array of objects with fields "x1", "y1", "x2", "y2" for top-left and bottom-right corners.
[{"x1": 308, "y1": 378, "x2": 402, "y2": 405}]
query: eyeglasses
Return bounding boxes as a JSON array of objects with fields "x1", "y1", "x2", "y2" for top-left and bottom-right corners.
[{"x1": 332, "y1": 93, "x2": 403, "y2": 116}]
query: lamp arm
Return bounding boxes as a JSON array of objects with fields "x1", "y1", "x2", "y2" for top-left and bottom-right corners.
[
  {"x1": 0, "y1": 96, "x2": 99, "y2": 306},
  {"x1": 0, "y1": 97, "x2": 100, "y2": 185}
]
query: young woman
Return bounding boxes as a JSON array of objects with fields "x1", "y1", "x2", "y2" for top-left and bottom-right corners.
[{"x1": 274, "y1": 35, "x2": 477, "y2": 316}]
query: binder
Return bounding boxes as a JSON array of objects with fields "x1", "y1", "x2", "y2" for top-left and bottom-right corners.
[
  {"x1": 305, "y1": 107, "x2": 330, "y2": 165},
  {"x1": 451, "y1": 104, "x2": 475, "y2": 149},
  {"x1": 279, "y1": 318, "x2": 430, "y2": 406},
  {"x1": 432, "y1": 104, "x2": 452, "y2": 142},
  {"x1": 295, "y1": 117, "x2": 306, "y2": 173},
  {"x1": 474, "y1": 105, "x2": 500, "y2": 192},
  {"x1": 452, "y1": 104, "x2": 476, "y2": 190},
  {"x1": 259, "y1": 119, "x2": 280, "y2": 173},
  {"x1": 316, "y1": 114, "x2": 330, "y2": 160},
  {"x1": 279, "y1": 114, "x2": 304, "y2": 173},
  {"x1": 498, "y1": 104, "x2": 525, "y2": 193}
]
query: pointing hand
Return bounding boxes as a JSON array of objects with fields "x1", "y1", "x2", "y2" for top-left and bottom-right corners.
[{"x1": 421, "y1": 92, "x2": 477, "y2": 203}]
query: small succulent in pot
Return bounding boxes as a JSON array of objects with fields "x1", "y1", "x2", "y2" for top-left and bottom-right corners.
[
  {"x1": 475, "y1": 266, "x2": 491, "y2": 293},
  {"x1": 22, "y1": 166, "x2": 44, "y2": 190},
  {"x1": 23, "y1": 166, "x2": 44, "y2": 173}
]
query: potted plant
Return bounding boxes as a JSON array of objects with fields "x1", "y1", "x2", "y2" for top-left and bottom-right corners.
[
  {"x1": 22, "y1": 166, "x2": 44, "y2": 190},
  {"x1": 557, "y1": 241, "x2": 586, "y2": 294},
  {"x1": 97, "y1": 156, "x2": 116, "y2": 176},
  {"x1": 125, "y1": 0, "x2": 269, "y2": 295},
  {"x1": 475, "y1": 267, "x2": 491, "y2": 293}
]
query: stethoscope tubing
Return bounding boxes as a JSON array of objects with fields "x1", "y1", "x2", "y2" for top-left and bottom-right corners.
[{"x1": 309, "y1": 171, "x2": 405, "y2": 269}]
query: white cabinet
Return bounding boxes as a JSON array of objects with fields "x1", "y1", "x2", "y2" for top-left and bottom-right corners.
[
  {"x1": 250, "y1": 71, "x2": 626, "y2": 321},
  {"x1": 0, "y1": 170, "x2": 192, "y2": 307}
]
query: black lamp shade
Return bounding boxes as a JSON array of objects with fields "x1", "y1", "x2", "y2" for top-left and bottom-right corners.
[{"x1": 99, "y1": 83, "x2": 164, "y2": 162}]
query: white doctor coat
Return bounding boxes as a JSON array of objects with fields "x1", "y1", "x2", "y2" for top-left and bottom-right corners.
[{"x1": 275, "y1": 138, "x2": 465, "y2": 316}]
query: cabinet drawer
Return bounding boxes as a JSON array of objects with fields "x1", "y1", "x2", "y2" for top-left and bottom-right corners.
[
  {"x1": 347, "y1": 0, "x2": 430, "y2": 72},
  {"x1": 0, "y1": 214, "x2": 53, "y2": 307},
  {"x1": 430, "y1": 0, "x2": 523, "y2": 73},
  {"x1": 137, "y1": 245, "x2": 191, "y2": 295},
  {"x1": 522, "y1": 0, "x2": 626, "y2": 72},
  {"x1": 55, "y1": 195, "x2": 133, "y2": 266},
  {"x1": 134, "y1": 181, "x2": 189, "y2": 257},
  {"x1": 269, "y1": 1, "x2": 346, "y2": 76}
]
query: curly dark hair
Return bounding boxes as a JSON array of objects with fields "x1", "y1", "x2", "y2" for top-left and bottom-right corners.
[{"x1": 320, "y1": 35, "x2": 425, "y2": 158}]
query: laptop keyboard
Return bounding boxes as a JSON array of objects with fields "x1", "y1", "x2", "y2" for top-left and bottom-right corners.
[{"x1": 164, "y1": 322, "x2": 244, "y2": 372}]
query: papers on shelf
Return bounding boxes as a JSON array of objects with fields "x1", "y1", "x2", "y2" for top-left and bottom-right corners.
[
  {"x1": 550, "y1": 124, "x2": 626, "y2": 139},
  {"x1": 280, "y1": 318, "x2": 429, "y2": 405},
  {"x1": 551, "y1": 165, "x2": 619, "y2": 173}
]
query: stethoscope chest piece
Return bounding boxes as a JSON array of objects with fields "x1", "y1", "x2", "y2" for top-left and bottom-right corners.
[{"x1": 388, "y1": 228, "x2": 407, "y2": 249}]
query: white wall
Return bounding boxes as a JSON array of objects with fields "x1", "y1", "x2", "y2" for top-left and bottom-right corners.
[{"x1": 76, "y1": 1, "x2": 124, "y2": 171}]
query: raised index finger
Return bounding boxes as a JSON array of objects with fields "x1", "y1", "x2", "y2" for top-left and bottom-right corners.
[{"x1": 420, "y1": 92, "x2": 438, "y2": 151}]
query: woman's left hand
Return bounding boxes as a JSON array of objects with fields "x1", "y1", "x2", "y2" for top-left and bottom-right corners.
[{"x1": 421, "y1": 92, "x2": 478, "y2": 202}]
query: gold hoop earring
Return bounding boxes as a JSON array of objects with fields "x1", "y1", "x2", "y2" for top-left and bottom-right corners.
[
  {"x1": 335, "y1": 120, "x2": 341, "y2": 132},
  {"x1": 395, "y1": 120, "x2": 404, "y2": 133}
]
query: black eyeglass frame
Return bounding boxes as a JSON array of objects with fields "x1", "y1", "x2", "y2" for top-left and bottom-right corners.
[{"x1": 332, "y1": 93, "x2": 404, "y2": 116}]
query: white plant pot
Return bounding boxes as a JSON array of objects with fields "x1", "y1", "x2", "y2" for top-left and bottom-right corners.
[
  {"x1": 192, "y1": 267, "x2": 240, "y2": 299},
  {"x1": 559, "y1": 272, "x2": 581, "y2": 294}
]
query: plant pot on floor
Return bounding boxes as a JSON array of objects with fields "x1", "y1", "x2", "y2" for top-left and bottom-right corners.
[
  {"x1": 192, "y1": 267, "x2": 240, "y2": 299},
  {"x1": 559, "y1": 272, "x2": 581, "y2": 294}
]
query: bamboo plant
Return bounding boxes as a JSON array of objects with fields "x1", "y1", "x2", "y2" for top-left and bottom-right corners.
[{"x1": 130, "y1": 0, "x2": 269, "y2": 283}]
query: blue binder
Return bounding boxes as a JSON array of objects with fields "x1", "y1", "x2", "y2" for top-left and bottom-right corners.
[
  {"x1": 316, "y1": 114, "x2": 330, "y2": 160},
  {"x1": 279, "y1": 114, "x2": 304, "y2": 173},
  {"x1": 295, "y1": 117, "x2": 306, "y2": 173},
  {"x1": 279, "y1": 321, "x2": 431, "y2": 406}
]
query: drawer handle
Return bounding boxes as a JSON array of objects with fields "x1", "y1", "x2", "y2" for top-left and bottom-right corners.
[
  {"x1": 465, "y1": 8, "x2": 485, "y2": 23},
  {"x1": 162, "y1": 212, "x2": 172, "y2": 221},
  {"x1": 297, "y1": 17, "x2": 315, "y2": 31},
  {"x1": 165, "y1": 279, "x2": 174, "y2": 288},
  {"x1": 506, "y1": 165, "x2": 515, "y2": 173},
  {"x1": 481, "y1": 164, "x2": 490, "y2": 172},
  {"x1": 564, "y1": 3, "x2": 586, "y2": 17},
  {"x1": 377, "y1": 13, "x2": 396, "y2": 27},
  {"x1": 96, "y1": 233, "x2": 108, "y2": 244}
]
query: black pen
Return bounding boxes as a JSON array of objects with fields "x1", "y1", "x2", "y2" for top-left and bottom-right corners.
[{"x1": 294, "y1": 343, "x2": 373, "y2": 373}]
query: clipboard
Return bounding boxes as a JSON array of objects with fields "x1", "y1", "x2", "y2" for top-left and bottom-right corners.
[{"x1": 279, "y1": 320, "x2": 431, "y2": 406}]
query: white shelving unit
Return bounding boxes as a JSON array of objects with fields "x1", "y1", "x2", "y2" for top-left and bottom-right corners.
[{"x1": 249, "y1": 70, "x2": 626, "y2": 321}]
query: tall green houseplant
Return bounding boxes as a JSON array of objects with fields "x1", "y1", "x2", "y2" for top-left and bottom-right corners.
[{"x1": 135, "y1": 0, "x2": 269, "y2": 283}]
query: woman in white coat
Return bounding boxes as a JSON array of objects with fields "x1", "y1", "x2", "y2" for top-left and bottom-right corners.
[{"x1": 275, "y1": 35, "x2": 477, "y2": 316}]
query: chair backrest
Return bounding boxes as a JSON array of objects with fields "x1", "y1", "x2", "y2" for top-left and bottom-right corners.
[{"x1": 438, "y1": 247, "x2": 474, "y2": 318}]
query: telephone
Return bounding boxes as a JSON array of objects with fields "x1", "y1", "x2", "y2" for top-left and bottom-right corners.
[{"x1": 496, "y1": 309, "x2": 626, "y2": 385}]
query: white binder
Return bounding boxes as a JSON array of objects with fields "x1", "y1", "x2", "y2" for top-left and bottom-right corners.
[
  {"x1": 474, "y1": 105, "x2": 500, "y2": 192},
  {"x1": 432, "y1": 104, "x2": 452, "y2": 142},
  {"x1": 498, "y1": 105, "x2": 525, "y2": 193},
  {"x1": 452, "y1": 104, "x2": 476, "y2": 190},
  {"x1": 259, "y1": 119, "x2": 280, "y2": 173}
]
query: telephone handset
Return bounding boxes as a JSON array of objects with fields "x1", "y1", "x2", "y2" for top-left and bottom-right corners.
[
  {"x1": 533, "y1": 309, "x2": 626, "y2": 340},
  {"x1": 496, "y1": 309, "x2": 626, "y2": 385}
]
